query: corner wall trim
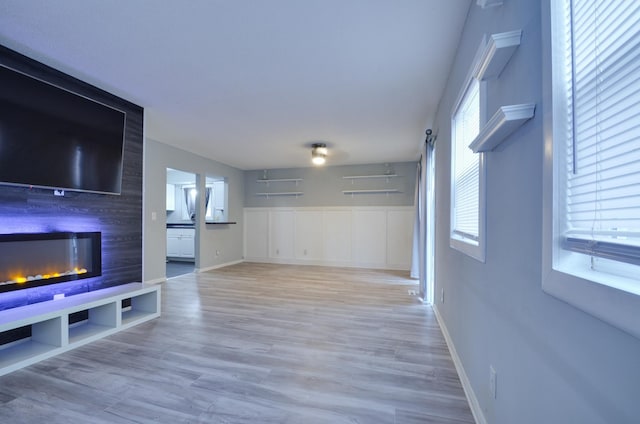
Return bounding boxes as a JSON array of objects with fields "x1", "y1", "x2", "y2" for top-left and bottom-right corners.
[{"x1": 432, "y1": 304, "x2": 488, "y2": 424}]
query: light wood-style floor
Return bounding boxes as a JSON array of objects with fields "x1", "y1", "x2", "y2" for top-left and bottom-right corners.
[{"x1": 0, "y1": 263, "x2": 474, "y2": 424}]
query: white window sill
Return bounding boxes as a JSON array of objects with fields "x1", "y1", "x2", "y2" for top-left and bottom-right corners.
[{"x1": 450, "y1": 234, "x2": 485, "y2": 263}]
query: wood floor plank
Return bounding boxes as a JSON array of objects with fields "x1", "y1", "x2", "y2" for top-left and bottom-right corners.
[{"x1": 0, "y1": 263, "x2": 474, "y2": 423}]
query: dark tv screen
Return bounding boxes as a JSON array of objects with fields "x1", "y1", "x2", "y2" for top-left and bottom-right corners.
[{"x1": 0, "y1": 65, "x2": 126, "y2": 194}]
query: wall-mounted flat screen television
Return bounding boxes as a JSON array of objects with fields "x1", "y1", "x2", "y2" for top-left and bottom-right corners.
[{"x1": 0, "y1": 64, "x2": 126, "y2": 195}]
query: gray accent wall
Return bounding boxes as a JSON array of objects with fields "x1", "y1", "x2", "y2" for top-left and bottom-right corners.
[
  {"x1": 0, "y1": 45, "x2": 143, "y2": 311},
  {"x1": 244, "y1": 162, "x2": 417, "y2": 207},
  {"x1": 432, "y1": 2, "x2": 640, "y2": 423},
  {"x1": 143, "y1": 139, "x2": 244, "y2": 282}
]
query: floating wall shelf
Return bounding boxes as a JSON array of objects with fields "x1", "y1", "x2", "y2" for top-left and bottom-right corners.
[
  {"x1": 256, "y1": 178, "x2": 303, "y2": 183},
  {"x1": 343, "y1": 174, "x2": 397, "y2": 180},
  {"x1": 343, "y1": 174, "x2": 397, "y2": 185},
  {"x1": 477, "y1": 0, "x2": 503, "y2": 8},
  {"x1": 256, "y1": 192, "x2": 303, "y2": 198},
  {"x1": 469, "y1": 103, "x2": 536, "y2": 153},
  {"x1": 473, "y1": 30, "x2": 522, "y2": 80},
  {"x1": 343, "y1": 189, "x2": 400, "y2": 195}
]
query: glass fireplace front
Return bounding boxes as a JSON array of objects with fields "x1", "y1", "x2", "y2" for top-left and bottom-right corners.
[{"x1": 0, "y1": 232, "x2": 101, "y2": 293}]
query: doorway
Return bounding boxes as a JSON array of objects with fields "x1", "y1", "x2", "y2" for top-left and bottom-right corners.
[{"x1": 165, "y1": 168, "x2": 197, "y2": 278}]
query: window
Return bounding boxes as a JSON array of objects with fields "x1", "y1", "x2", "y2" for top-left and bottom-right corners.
[
  {"x1": 543, "y1": 0, "x2": 640, "y2": 338},
  {"x1": 451, "y1": 77, "x2": 486, "y2": 262},
  {"x1": 181, "y1": 181, "x2": 227, "y2": 222}
]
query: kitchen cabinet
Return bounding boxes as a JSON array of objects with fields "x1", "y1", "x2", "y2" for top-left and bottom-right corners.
[
  {"x1": 166, "y1": 184, "x2": 175, "y2": 211},
  {"x1": 166, "y1": 228, "x2": 194, "y2": 259}
]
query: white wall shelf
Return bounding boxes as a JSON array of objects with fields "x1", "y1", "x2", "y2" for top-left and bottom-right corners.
[
  {"x1": 256, "y1": 192, "x2": 303, "y2": 198},
  {"x1": 477, "y1": 0, "x2": 503, "y2": 8},
  {"x1": 469, "y1": 103, "x2": 536, "y2": 153},
  {"x1": 256, "y1": 178, "x2": 303, "y2": 185},
  {"x1": 343, "y1": 189, "x2": 400, "y2": 195},
  {"x1": 0, "y1": 283, "x2": 160, "y2": 377},
  {"x1": 343, "y1": 174, "x2": 397, "y2": 180},
  {"x1": 473, "y1": 30, "x2": 522, "y2": 80}
]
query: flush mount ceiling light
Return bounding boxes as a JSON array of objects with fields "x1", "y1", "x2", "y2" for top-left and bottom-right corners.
[{"x1": 311, "y1": 143, "x2": 327, "y2": 165}]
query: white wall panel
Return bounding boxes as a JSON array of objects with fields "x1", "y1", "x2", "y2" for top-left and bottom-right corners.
[
  {"x1": 352, "y1": 209, "x2": 387, "y2": 266},
  {"x1": 244, "y1": 206, "x2": 412, "y2": 270},
  {"x1": 244, "y1": 209, "x2": 269, "y2": 260},
  {"x1": 269, "y1": 209, "x2": 295, "y2": 260},
  {"x1": 295, "y1": 210, "x2": 324, "y2": 261},
  {"x1": 323, "y1": 209, "x2": 353, "y2": 263},
  {"x1": 386, "y1": 209, "x2": 414, "y2": 268}
]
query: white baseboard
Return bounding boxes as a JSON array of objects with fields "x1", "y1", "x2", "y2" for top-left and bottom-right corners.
[
  {"x1": 242, "y1": 257, "x2": 410, "y2": 271},
  {"x1": 144, "y1": 277, "x2": 166, "y2": 285},
  {"x1": 432, "y1": 304, "x2": 487, "y2": 424},
  {"x1": 196, "y1": 259, "x2": 244, "y2": 273}
]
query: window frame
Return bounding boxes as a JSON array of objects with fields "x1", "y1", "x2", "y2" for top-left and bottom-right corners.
[
  {"x1": 542, "y1": 0, "x2": 640, "y2": 339},
  {"x1": 450, "y1": 53, "x2": 487, "y2": 263}
]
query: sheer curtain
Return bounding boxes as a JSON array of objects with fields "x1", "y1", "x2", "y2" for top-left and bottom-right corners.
[
  {"x1": 411, "y1": 139, "x2": 434, "y2": 302},
  {"x1": 183, "y1": 187, "x2": 212, "y2": 221}
]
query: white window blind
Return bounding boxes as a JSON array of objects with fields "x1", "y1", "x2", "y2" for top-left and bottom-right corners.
[
  {"x1": 452, "y1": 80, "x2": 480, "y2": 241},
  {"x1": 563, "y1": 0, "x2": 640, "y2": 266}
]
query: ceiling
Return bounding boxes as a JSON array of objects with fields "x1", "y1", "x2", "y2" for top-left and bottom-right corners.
[{"x1": 0, "y1": 0, "x2": 470, "y2": 170}]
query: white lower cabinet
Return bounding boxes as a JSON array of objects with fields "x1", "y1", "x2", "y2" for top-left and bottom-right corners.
[
  {"x1": 244, "y1": 206, "x2": 413, "y2": 270},
  {"x1": 166, "y1": 228, "x2": 195, "y2": 259}
]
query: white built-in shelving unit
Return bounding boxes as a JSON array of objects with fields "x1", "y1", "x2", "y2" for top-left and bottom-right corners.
[{"x1": 0, "y1": 283, "x2": 160, "y2": 376}]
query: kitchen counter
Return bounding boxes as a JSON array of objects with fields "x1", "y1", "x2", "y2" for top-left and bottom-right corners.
[
  {"x1": 167, "y1": 222, "x2": 236, "y2": 228},
  {"x1": 166, "y1": 223, "x2": 194, "y2": 228}
]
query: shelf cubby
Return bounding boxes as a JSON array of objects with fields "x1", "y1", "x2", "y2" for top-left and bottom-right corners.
[{"x1": 0, "y1": 283, "x2": 161, "y2": 376}]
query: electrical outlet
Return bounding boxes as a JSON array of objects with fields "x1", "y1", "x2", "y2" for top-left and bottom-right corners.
[
  {"x1": 440, "y1": 288, "x2": 445, "y2": 303},
  {"x1": 489, "y1": 365, "x2": 497, "y2": 399}
]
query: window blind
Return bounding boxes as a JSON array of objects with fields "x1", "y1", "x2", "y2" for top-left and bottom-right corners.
[
  {"x1": 564, "y1": 0, "x2": 640, "y2": 265},
  {"x1": 453, "y1": 80, "x2": 480, "y2": 240}
]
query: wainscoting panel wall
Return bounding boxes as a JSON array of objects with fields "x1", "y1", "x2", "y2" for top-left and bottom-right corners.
[
  {"x1": 0, "y1": 45, "x2": 144, "y2": 311},
  {"x1": 244, "y1": 206, "x2": 414, "y2": 270}
]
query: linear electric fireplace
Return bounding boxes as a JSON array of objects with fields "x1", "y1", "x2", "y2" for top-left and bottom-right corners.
[{"x1": 0, "y1": 232, "x2": 101, "y2": 294}]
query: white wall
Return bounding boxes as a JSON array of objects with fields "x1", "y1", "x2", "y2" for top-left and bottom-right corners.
[
  {"x1": 143, "y1": 139, "x2": 244, "y2": 282},
  {"x1": 244, "y1": 206, "x2": 413, "y2": 270},
  {"x1": 432, "y1": 1, "x2": 640, "y2": 423}
]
